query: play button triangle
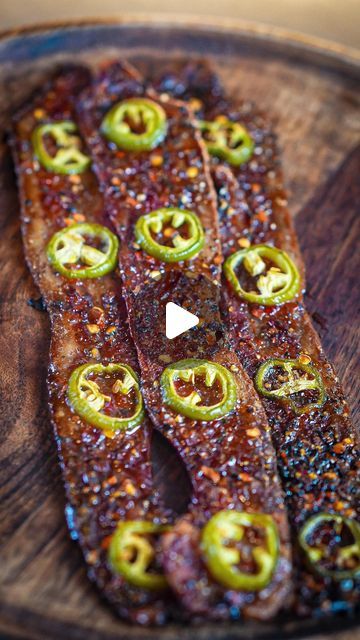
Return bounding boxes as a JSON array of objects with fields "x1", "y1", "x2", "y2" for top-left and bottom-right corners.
[{"x1": 166, "y1": 302, "x2": 199, "y2": 340}]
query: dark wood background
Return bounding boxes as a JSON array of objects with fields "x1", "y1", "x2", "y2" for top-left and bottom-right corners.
[{"x1": 0, "y1": 20, "x2": 359, "y2": 640}]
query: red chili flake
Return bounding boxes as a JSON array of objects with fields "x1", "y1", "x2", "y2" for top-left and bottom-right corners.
[
  {"x1": 69, "y1": 175, "x2": 81, "y2": 185},
  {"x1": 333, "y1": 442, "x2": 346, "y2": 454},
  {"x1": 86, "y1": 550, "x2": 99, "y2": 565},
  {"x1": 251, "y1": 307, "x2": 263, "y2": 318},
  {"x1": 34, "y1": 108, "x2": 46, "y2": 119},
  {"x1": 255, "y1": 210, "x2": 267, "y2": 222},
  {"x1": 246, "y1": 427, "x2": 260, "y2": 438},
  {"x1": 150, "y1": 154, "x2": 164, "y2": 167},
  {"x1": 123, "y1": 480, "x2": 136, "y2": 496},
  {"x1": 101, "y1": 535, "x2": 112, "y2": 550},
  {"x1": 239, "y1": 472, "x2": 252, "y2": 483},
  {"x1": 201, "y1": 466, "x2": 220, "y2": 484},
  {"x1": 106, "y1": 326, "x2": 117, "y2": 335},
  {"x1": 188, "y1": 97, "x2": 203, "y2": 112},
  {"x1": 323, "y1": 472, "x2": 337, "y2": 481},
  {"x1": 73, "y1": 213, "x2": 86, "y2": 223}
]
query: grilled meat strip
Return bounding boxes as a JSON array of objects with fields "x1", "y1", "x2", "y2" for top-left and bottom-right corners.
[
  {"x1": 77, "y1": 60, "x2": 292, "y2": 620},
  {"x1": 153, "y1": 61, "x2": 360, "y2": 617},
  {"x1": 11, "y1": 66, "x2": 175, "y2": 625}
]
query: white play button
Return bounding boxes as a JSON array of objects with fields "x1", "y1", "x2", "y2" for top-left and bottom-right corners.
[{"x1": 166, "y1": 302, "x2": 199, "y2": 339}]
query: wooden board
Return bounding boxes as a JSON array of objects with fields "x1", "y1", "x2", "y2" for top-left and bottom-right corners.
[{"x1": 0, "y1": 18, "x2": 359, "y2": 640}]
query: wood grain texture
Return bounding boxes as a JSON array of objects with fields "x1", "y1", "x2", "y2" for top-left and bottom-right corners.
[
  {"x1": 296, "y1": 145, "x2": 360, "y2": 425},
  {"x1": 0, "y1": 21, "x2": 359, "y2": 640}
]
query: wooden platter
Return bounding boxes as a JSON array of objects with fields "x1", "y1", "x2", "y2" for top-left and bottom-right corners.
[{"x1": 0, "y1": 16, "x2": 359, "y2": 640}]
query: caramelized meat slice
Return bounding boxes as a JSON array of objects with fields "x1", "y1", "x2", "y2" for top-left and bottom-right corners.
[
  {"x1": 11, "y1": 66, "x2": 175, "y2": 625},
  {"x1": 153, "y1": 61, "x2": 360, "y2": 617},
  {"x1": 77, "y1": 60, "x2": 292, "y2": 620}
]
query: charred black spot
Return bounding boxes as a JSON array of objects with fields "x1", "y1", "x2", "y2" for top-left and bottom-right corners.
[{"x1": 27, "y1": 296, "x2": 47, "y2": 312}]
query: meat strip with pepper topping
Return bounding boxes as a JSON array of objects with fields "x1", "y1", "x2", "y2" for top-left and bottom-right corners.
[
  {"x1": 11, "y1": 66, "x2": 176, "y2": 625},
  {"x1": 77, "y1": 60, "x2": 292, "y2": 621},
  {"x1": 153, "y1": 61, "x2": 360, "y2": 617}
]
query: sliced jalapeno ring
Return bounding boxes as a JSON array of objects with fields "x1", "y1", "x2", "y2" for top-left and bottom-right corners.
[
  {"x1": 224, "y1": 244, "x2": 300, "y2": 306},
  {"x1": 199, "y1": 117, "x2": 254, "y2": 166},
  {"x1": 201, "y1": 510, "x2": 279, "y2": 591},
  {"x1": 108, "y1": 520, "x2": 169, "y2": 590},
  {"x1": 47, "y1": 223, "x2": 119, "y2": 279},
  {"x1": 255, "y1": 358, "x2": 326, "y2": 415},
  {"x1": 68, "y1": 363, "x2": 144, "y2": 433},
  {"x1": 101, "y1": 98, "x2": 167, "y2": 151},
  {"x1": 160, "y1": 359, "x2": 237, "y2": 421},
  {"x1": 32, "y1": 121, "x2": 91, "y2": 174},
  {"x1": 299, "y1": 513, "x2": 360, "y2": 580},
  {"x1": 134, "y1": 207, "x2": 205, "y2": 263}
]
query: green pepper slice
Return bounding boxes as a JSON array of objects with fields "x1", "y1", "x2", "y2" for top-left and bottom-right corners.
[
  {"x1": 299, "y1": 513, "x2": 360, "y2": 580},
  {"x1": 108, "y1": 520, "x2": 169, "y2": 590},
  {"x1": 224, "y1": 244, "x2": 300, "y2": 306},
  {"x1": 255, "y1": 358, "x2": 326, "y2": 415},
  {"x1": 101, "y1": 98, "x2": 167, "y2": 151},
  {"x1": 47, "y1": 223, "x2": 119, "y2": 279},
  {"x1": 199, "y1": 117, "x2": 254, "y2": 166},
  {"x1": 201, "y1": 510, "x2": 279, "y2": 591},
  {"x1": 32, "y1": 121, "x2": 91, "y2": 174},
  {"x1": 160, "y1": 359, "x2": 237, "y2": 421},
  {"x1": 68, "y1": 363, "x2": 144, "y2": 432},
  {"x1": 134, "y1": 208, "x2": 205, "y2": 263}
]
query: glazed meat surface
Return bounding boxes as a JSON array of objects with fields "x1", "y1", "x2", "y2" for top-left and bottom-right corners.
[
  {"x1": 153, "y1": 61, "x2": 359, "y2": 617},
  {"x1": 77, "y1": 61, "x2": 292, "y2": 620},
  {"x1": 11, "y1": 66, "x2": 175, "y2": 625}
]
